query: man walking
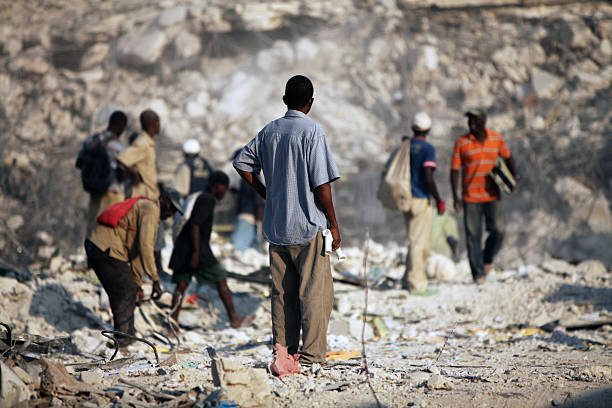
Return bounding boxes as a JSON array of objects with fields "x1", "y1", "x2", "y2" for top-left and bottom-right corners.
[
  {"x1": 118, "y1": 110, "x2": 160, "y2": 199},
  {"x1": 233, "y1": 75, "x2": 341, "y2": 367},
  {"x1": 76, "y1": 110, "x2": 127, "y2": 235},
  {"x1": 84, "y1": 188, "x2": 182, "y2": 346},
  {"x1": 169, "y1": 171, "x2": 252, "y2": 329},
  {"x1": 175, "y1": 138, "x2": 214, "y2": 198},
  {"x1": 451, "y1": 109, "x2": 519, "y2": 284},
  {"x1": 402, "y1": 112, "x2": 445, "y2": 293}
]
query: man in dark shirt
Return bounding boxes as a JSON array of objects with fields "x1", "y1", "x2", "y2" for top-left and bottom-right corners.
[
  {"x1": 169, "y1": 171, "x2": 252, "y2": 329},
  {"x1": 402, "y1": 112, "x2": 445, "y2": 293}
]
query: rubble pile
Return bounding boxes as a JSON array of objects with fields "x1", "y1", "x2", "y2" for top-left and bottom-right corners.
[
  {"x1": 1, "y1": 231, "x2": 611, "y2": 406},
  {"x1": 0, "y1": 0, "x2": 611, "y2": 267},
  {"x1": 0, "y1": 1, "x2": 611, "y2": 406}
]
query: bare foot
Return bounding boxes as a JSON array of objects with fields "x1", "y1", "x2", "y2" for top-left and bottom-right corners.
[
  {"x1": 230, "y1": 315, "x2": 254, "y2": 328},
  {"x1": 484, "y1": 263, "x2": 494, "y2": 276}
]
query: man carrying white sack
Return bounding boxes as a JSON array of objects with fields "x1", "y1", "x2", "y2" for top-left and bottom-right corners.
[{"x1": 233, "y1": 75, "x2": 341, "y2": 368}]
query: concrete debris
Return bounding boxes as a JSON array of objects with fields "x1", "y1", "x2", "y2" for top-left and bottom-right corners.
[
  {"x1": 426, "y1": 374, "x2": 454, "y2": 390},
  {"x1": 0, "y1": 362, "x2": 32, "y2": 407},
  {"x1": 0, "y1": 1, "x2": 610, "y2": 407},
  {"x1": 570, "y1": 366, "x2": 612, "y2": 383},
  {"x1": 210, "y1": 348, "x2": 272, "y2": 408}
]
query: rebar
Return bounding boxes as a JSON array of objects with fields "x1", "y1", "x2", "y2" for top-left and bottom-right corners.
[{"x1": 100, "y1": 330, "x2": 160, "y2": 365}]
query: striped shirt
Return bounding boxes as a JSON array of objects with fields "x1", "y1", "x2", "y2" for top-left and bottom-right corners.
[
  {"x1": 451, "y1": 128, "x2": 511, "y2": 203},
  {"x1": 233, "y1": 110, "x2": 340, "y2": 246}
]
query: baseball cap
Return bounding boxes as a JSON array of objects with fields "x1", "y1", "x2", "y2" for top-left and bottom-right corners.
[
  {"x1": 412, "y1": 111, "x2": 432, "y2": 131},
  {"x1": 182, "y1": 138, "x2": 201, "y2": 155},
  {"x1": 465, "y1": 107, "x2": 487, "y2": 118},
  {"x1": 161, "y1": 187, "x2": 183, "y2": 215}
]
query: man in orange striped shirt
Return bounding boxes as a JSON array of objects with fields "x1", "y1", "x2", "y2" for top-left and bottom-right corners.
[{"x1": 450, "y1": 109, "x2": 519, "y2": 284}]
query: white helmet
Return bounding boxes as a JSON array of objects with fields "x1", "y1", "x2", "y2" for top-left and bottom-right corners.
[
  {"x1": 182, "y1": 138, "x2": 201, "y2": 155},
  {"x1": 412, "y1": 111, "x2": 432, "y2": 131}
]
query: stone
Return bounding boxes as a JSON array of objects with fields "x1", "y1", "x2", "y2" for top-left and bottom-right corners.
[
  {"x1": 4, "y1": 38, "x2": 22, "y2": 57},
  {"x1": 530, "y1": 68, "x2": 562, "y2": 99},
  {"x1": 426, "y1": 374, "x2": 453, "y2": 390},
  {"x1": 6, "y1": 214, "x2": 24, "y2": 231},
  {"x1": 256, "y1": 40, "x2": 294, "y2": 72},
  {"x1": 576, "y1": 260, "x2": 607, "y2": 278},
  {"x1": 117, "y1": 28, "x2": 167, "y2": 67},
  {"x1": 8, "y1": 46, "x2": 49, "y2": 75},
  {"x1": 10, "y1": 366, "x2": 32, "y2": 385},
  {"x1": 554, "y1": 177, "x2": 612, "y2": 234},
  {"x1": 406, "y1": 371, "x2": 430, "y2": 386},
  {"x1": 36, "y1": 231, "x2": 54, "y2": 245},
  {"x1": 173, "y1": 30, "x2": 201, "y2": 59},
  {"x1": 554, "y1": 17, "x2": 598, "y2": 48},
  {"x1": 0, "y1": 362, "x2": 32, "y2": 406},
  {"x1": 48, "y1": 256, "x2": 63, "y2": 273},
  {"x1": 570, "y1": 365, "x2": 612, "y2": 382},
  {"x1": 156, "y1": 6, "x2": 187, "y2": 28},
  {"x1": 80, "y1": 369, "x2": 103, "y2": 384},
  {"x1": 211, "y1": 356, "x2": 272, "y2": 407},
  {"x1": 80, "y1": 43, "x2": 110, "y2": 70},
  {"x1": 542, "y1": 259, "x2": 575, "y2": 276},
  {"x1": 38, "y1": 245, "x2": 56, "y2": 259},
  {"x1": 492, "y1": 46, "x2": 518, "y2": 67}
]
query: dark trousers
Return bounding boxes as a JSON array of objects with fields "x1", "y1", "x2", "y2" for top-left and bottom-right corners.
[
  {"x1": 463, "y1": 201, "x2": 504, "y2": 280},
  {"x1": 84, "y1": 239, "x2": 137, "y2": 346}
]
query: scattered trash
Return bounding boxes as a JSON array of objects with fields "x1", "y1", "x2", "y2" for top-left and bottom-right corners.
[{"x1": 326, "y1": 350, "x2": 360, "y2": 361}]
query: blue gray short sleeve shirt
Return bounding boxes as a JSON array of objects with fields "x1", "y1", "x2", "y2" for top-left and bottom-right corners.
[{"x1": 233, "y1": 110, "x2": 340, "y2": 246}]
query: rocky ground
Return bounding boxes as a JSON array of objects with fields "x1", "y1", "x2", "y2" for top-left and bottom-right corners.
[{"x1": 1, "y1": 234, "x2": 610, "y2": 407}]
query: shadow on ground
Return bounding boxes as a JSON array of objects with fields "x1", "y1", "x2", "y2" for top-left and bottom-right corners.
[
  {"x1": 559, "y1": 386, "x2": 612, "y2": 408},
  {"x1": 543, "y1": 283, "x2": 612, "y2": 312},
  {"x1": 29, "y1": 283, "x2": 99, "y2": 333}
]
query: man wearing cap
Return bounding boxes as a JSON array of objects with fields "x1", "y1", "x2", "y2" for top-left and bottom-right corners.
[
  {"x1": 451, "y1": 109, "x2": 519, "y2": 284},
  {"x1": 175, "y1": 138, "x2": 214, "y2": 198},
  {"x1": 169, "y1": 171, "x2": 252, "y2": 329},
  {"x1": 402, "y1": 112, "x2": 445, "y2": 293},
  {"x1": 84, "y1": 188, "x2": 182, "y2": 346}
]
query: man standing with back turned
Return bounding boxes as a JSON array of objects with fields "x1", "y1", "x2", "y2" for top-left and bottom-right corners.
[
  {"x1": 233, "y1": 75, "x2": 341, "y2": 367},
  {"x1": 451, "y1": 109, "x2": 519, "y2": 284}
]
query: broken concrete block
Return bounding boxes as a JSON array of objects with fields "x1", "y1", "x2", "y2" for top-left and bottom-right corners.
[
  {"x1": 80, "y1": 368, "x2": 103, "y2": 384},
  {"x1": 10, "y1": 365, "x2": 32, "y2": 385},
  {"x1": 0, "y1": 362, "x2": 33, "y2": 407},
  {"x1": 210, "y1": 353, "x2": 272, "y2": 408},
  {"x1": 426, "y1": 374, "x2": 453, "y2": 390}
]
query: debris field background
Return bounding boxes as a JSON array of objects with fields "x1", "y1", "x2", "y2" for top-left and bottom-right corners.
[{"x1": 0, "y1": 0, "x2": 611, "y2": 407}]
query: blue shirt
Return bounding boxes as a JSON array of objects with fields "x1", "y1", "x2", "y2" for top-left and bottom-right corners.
[
  {"x1": 233, "y1": 110, "x2": 340, "y2": 245},
  {"x1": 409, "y1": 137, "x2": 436, "y2": 199}
]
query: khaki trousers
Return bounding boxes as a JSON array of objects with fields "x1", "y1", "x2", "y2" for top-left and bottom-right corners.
[
  {"x1": 269, "y1": 232, "x2": 333, "y2": 364},
  {"x1": 87, "y1": 190, "x2": 124, "y2": 236},
  {"x1": 402, "y1": 198, "x2": 433, "y2": 292}
]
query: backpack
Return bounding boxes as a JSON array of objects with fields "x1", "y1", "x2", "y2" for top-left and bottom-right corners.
[
  {"x1": 76, "y1": 134, "x2": 112, "y2": 194},
  {"x1": 377, "y1": 139, "x2": 412, "y2": 211},
  {"x1": 172, "y1": 191, "x2": 200, "y2": 242},
  {"x1": 97, "y1": 197, "x2": 153, "y2": 230}
]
